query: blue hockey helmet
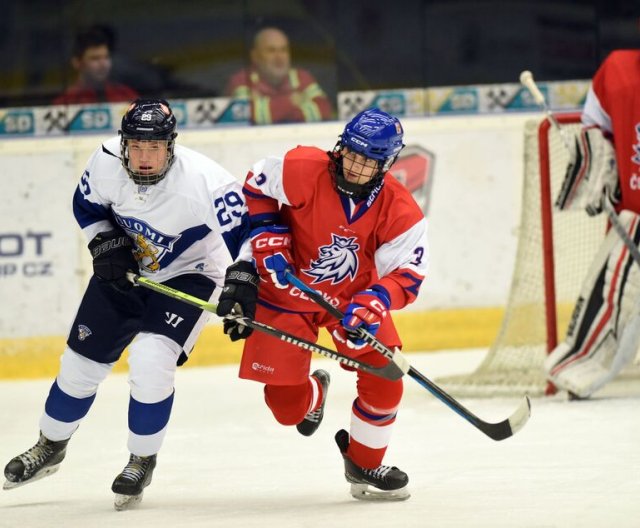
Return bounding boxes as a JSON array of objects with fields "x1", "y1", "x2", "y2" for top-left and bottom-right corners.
[
  {"x1": 119, "y1": 98, "x2": 178, "y2": 185},
  {"x1": 330, "y1": 108, "x2": 405, "y2": 199}
]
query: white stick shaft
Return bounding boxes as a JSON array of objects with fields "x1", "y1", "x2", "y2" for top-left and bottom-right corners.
[
  {"x1": 520, "y1": 71, "x2": 546, "y2": 107},
  {"x1": 520, "y1": 71, "x2": 570, "y2": 150}
]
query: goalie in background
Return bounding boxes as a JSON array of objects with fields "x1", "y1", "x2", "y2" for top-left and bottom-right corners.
[{"x1": 545, "y1": 49, "x2": 640, "y2": 399}]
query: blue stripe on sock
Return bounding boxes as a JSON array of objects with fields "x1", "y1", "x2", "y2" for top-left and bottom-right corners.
[
  {"x1": 128, "y1": 392, "x2": 174, "y2": 435},
  {"x1": 353, "y1": 398, "x2": 396, "y2": 422},
  {"x1": 44, "y1": 380, "x2": 96, "y2": 423}
]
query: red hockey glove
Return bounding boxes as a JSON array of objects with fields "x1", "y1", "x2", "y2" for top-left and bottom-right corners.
[
  {"x1": 250, "y1": 225, "x2": 294, "y2": 289},
  {"x1": 341, "y1": 287, "x2": 390, "y2": 346}
]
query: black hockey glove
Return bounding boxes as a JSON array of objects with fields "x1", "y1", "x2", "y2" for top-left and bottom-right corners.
[
  {"x1": 88, "y1": 229, "x2": 138, "y2": 293},
  {"x1": 216, "y1": 260, "x2": 259, "y2": 341}
]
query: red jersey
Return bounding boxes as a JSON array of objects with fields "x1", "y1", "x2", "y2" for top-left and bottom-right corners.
[
  {"x1": 53, "y1": 81, "x2": 139, "y2": 105},
  {"x1": 225, "y1": 68, "x2": 333, "y2": 124},
  {"x1": 582, "y1": 50, "x2": 640, "y2": 213},
  {"x1": 243, "y1": 146, "x2": 428, "y2": 313}
]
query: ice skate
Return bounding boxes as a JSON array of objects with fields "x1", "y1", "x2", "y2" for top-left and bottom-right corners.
[
  {"x1": 112, "y1": 454, "x2": 156, "y2": 511},
  {"x1": 296, "y1": 369, "x2": 330, "y2": 437},
  {"x1": 335, "y1": 429, "x2": 409, "y2": 501},
  {"x1": 3, "y1": 432, "x2": 69, "y2": 490}
]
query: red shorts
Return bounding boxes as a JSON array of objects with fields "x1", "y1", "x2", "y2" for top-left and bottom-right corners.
[{"x1": 239, "y1": 303, "x2": 402, "y2": 385}]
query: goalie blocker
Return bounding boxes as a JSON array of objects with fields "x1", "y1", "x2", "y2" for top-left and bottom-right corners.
[{"x1": 545, "y1": 210, "x2": 640, "y2": 398}]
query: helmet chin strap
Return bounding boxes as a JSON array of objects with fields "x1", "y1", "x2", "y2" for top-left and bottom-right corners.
[
  {"x1": 129, "y1": 169, "x2": 169, "y2": 186},
  {"x1": 329, "y1": 146, "x2": 385, "y2": 199}
]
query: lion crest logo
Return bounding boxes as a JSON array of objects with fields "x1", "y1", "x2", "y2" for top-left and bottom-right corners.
[{"x1": 302, "y1": 234, "x2": 359, "y2": 285}]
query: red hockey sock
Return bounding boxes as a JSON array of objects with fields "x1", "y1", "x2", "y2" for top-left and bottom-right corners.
[{"x1": 264, "y1": 377, "x2": 319, "y2": 425}]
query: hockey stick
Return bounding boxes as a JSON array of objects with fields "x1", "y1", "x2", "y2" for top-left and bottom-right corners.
[
  {"x1": 285, "y1": 271, "x2": 531, "y2": 441},
  {"x1": 126, "y1": 273, "x2": 407, "y2": 380},
  {"x1": 520, "y1": 70, "x2": 640, "y2": 268}
]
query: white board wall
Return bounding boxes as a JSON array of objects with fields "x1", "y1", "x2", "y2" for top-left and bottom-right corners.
[{"x1": 0, "y1": 112, "x2": 540, "y2": 338}]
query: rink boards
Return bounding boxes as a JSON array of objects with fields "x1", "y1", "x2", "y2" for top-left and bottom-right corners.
[
  {"x1": 0, "y1": 307, "x2": 503, "y2": 379},
  {"x1": 1, "y1": 114, "x2": 534, "y2": 379}
]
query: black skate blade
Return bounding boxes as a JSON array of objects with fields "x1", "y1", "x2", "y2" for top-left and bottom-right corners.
[
  {"x1": 349, "y1": 483, "x2": 411, "y2": 502},
  {"x1": 3, "y1": 464, "x2": 61, "y2": 490},
  {"x1": 114, "y1": 491, "x2": 144, "y2": 511}
]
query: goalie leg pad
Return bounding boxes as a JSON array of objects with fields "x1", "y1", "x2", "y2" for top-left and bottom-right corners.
[{"x1": 545, "y1": 211, "x2": 640, "y2": 397}]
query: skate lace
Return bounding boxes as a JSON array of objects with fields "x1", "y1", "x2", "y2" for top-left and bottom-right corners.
[
  {"x1": 363, "y1": 465, "x2": 393, "y2": 480},
  {"x1": 121, "y1": 456, "x2": 150, "y2": 483},
  {"x1": 303, "y1": 374, "x2": 328, "y2": 424},
  {"x1": 304, "y1": 407, "x2": 323, "y2": 423},
  {"x1": 20, "y1": 442, "x2": 55, "y2": 473}
]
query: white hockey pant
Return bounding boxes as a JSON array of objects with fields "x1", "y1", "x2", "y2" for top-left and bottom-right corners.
[
  {"x1": 39, "y1": 333, "x2": 180, "y2": 455},
  {"x1": 127, "y1": 333, "x2": 180, "y2": 456},
  {"x1": 39, "y1": 347, "x2": 113, "y2": 441},
  {"x1": 545, "y1": 210, "x2": 640, "y2": 397}
]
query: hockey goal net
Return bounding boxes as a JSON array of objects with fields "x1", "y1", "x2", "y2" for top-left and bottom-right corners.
[{"x1": 438, "y1": 113, "x2": 639, "y2": 397}]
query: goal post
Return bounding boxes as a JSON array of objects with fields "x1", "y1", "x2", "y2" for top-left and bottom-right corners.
[
  {"x1": 538, "y1": 113, "x2": 582, "y2": 356},
  {"x1": 438, "y1": 113, "x2": 610, "y2": 397}
]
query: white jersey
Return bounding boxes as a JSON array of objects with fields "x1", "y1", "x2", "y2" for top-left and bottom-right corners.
[{"x1": 73, "y1": 136, "x2": 251, "y2": 287}]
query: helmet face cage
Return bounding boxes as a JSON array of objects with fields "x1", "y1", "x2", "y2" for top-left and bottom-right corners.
[
  {"x1": 119, "y1": 99, "x2": 178, "y2": 185},
  {"x1": 330, "y1": 108, "x2": 405, "y2": 199}
]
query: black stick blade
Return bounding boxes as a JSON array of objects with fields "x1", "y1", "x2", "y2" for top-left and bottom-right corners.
[{"x1": 478, "y1": 396, "x2": 531, "y2": 441}]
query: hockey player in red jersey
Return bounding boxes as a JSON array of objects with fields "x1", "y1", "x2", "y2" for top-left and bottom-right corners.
[
  {"x1": 217, "y1": 108, "x2": 428, "y2": 500},
  {"x1": 545, "y1": 50, "x2": 640, "y2": 398}
]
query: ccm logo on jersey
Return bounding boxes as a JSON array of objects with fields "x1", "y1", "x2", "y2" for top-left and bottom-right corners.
[{"x1": 254, "y1": 236, "x2": 289, "y2": 249}]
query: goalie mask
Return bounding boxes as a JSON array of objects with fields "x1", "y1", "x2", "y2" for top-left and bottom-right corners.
[
  {"x1": 120, "y1": 99, "x2": 178, "y2": 185},
  {"x1": 329, "y1": 108, "x2": 405, "y2": 199}
]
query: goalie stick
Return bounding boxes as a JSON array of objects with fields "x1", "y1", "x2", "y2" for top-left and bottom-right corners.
[
  {"x1": 126, "y1": 273, "x2": 408, "y2": 380},
  {"x1": 285, "y1": 271, "x2": 531, "y2": 441},
  {"x1": 519, "y1": 70, "x2": 640, "y2": 269}
]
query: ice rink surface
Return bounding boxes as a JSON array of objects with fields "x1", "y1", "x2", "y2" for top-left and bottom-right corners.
[{"x1": 1, "y1": 349, "x2": 639, "y2": 528}]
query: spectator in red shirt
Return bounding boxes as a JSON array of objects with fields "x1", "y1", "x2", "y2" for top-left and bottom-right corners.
[
  {"x1": 225, "y1": 27, "x2": 334, "y2": 125},
  {"x1": 53, "y1": 26, "x2": 139, "y2": 105}
]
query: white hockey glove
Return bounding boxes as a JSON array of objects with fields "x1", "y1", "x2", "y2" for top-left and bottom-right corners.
[{"x1": 555, "y1": 126, "x2": 620, "y2": 216}]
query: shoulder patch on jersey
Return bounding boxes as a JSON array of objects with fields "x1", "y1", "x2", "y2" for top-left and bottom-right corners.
[{"x1": 302, "y1": 234, "x2": 359, "y2": 285}]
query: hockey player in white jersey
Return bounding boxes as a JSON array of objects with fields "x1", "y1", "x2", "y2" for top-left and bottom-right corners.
[{"x1": 3, "y1": 99, "x2": 258, "y2": 510}]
